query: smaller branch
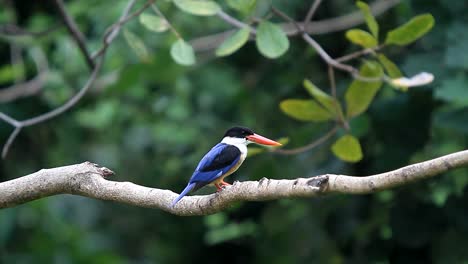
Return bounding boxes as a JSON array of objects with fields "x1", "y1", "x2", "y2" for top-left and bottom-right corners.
[
  {"x1": 52, "y1": 0, "x2": 95, "y2": 70},
  {"x1": 0, "y1": 0, "x2": 155, "y2": 158},
  {"x1": 271, "y1": 7, "x2": 357, "y2": 74},
  {"x1": 0, "y1": 113, "x2": 21, "y2": 127},
  {"x1": 327, "y1": 66, "x2": 349, "y2": 130},
  {"x1": 303, "y1": 0, "x2": 323, "y2": 31},
  {"x1": 151, "y1": 4, "x2": 181, "y2": 39},
  {"x1": 216, "y1": 10, "x2": 256, "y2": 34},
  {"x1": 273, "y1": 125, "x2": 338, "y2": 155},
  {"x1": 190, "y1": 0, "x2": 400, "y2": 52},
  {"x1": 335, "y1": 44, "x2": 385, "y2": 63},
  {"x1": 2, "y1": 127, "x2": 21, "y2": 159},
  {"x1": 92, "y1": 0, "x2": 154, "y2": 60},
  {"x1": 10, "y1": 43, "x2": 25, "y2": 84},
  {"x1": 0, "y1": 23, "x2": 60, "y2": 37},
  {"x1": 0, "y1": 48, "x2": 49, "y2": 103},
  {"x1": 0, "y1": 59, "x2": 103, "y2": 158}
]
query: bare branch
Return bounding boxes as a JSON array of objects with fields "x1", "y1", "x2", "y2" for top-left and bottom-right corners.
[
  {"x1": 0, "y1": 59, "x2": 103, "y2": 158},
  {"x1": 335, "y1": 44, "x2": 385, "y2": 63},
  {"x1": 92, "y1": 0, "x2": 154, "y2": 60},
  {"x1": 0, "y1": 48, "x2": 49, "y2": 103},
  {"x1": 1, "y1": 150, "x2": 467, "y2": 215},
  {"x1": 273, "y1": 125, "x2": 338, "y2": 155},
  {"x1": 303, "y1": 0, "x2": 323, "y2": 31},
  {"x1": 2, "y1": 127, "x2": 21, "y2": 158},
  {"x1": 151, "y1": 4, "x2": 181, "y2": 39},
  {"x1": 190, "y1": 0, "x2": 400, "y2": 52},
  {"x1": 0, "y1": 23, "x2": 60, "y2": 37},
  {"x1": 52, "y1": 0, "x2": 95, "y2": 69},
  {"x1": 0, "y1": 0, "x2": 153, "y2": 158},
  {"x1": 216, "y1": 10, "x2": 256, "y2": 33}
]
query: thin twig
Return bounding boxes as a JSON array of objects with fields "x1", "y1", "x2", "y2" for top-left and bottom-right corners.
[
  {"x1": 328, "y1": 66, "x2": 349, "y2": 130},
  {"x1": 217, "y1": 10, "x2": 256, "y2": 34},
  {"x1": 0, "y1": 0, "x2": 149, "y2": 158},
  {"x1": 335, "y1": 44, "x2": 385, "y2": 63},
  {"x1": 271, "y1": 7, "x2": 358, "y2": 74},
  {"x1": 52, "y1": 0, "x2": 95, "y2": 69},
  {"x1": 92, "y1": 0, "x2": 153, "y2": 59},
  {"x1": 190, "y1": 0, "x2": 400, "y2": 52},
  {"x1": 0, "y1": 23, "x2": 60, "y2": 37},
  {"x1": 151, "y1": 4, "x2": 181, "y2": 39},
  {"x1": 303, "y1": 0, "x2": 323, "y2": 31},
  {"x1": 2, "y1": 127, "x2": 21, "y2": 159},
  {"x1": 0, "y1": 48, "x2": 49, "y2": 103},
  {"x1": 273, "y1": 125, "x2": 338, "y2": 155}
]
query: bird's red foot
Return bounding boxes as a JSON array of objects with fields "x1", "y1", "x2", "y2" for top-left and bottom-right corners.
[
  {"x1": 215, "y1": 183, "x2": 223, "y2": 192},
  {"x1": 220, "y1": 180, "x2": 231, "y2": 187}
]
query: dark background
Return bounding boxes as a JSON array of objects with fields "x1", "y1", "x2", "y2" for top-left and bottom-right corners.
[{"x1": 1, "y1": 0, "x2": 468, "y2": 263}]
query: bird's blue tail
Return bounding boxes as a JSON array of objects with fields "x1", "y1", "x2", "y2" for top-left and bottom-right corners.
[{"x1": 171, "y1": 182, "x2": 196, "y2": 207}]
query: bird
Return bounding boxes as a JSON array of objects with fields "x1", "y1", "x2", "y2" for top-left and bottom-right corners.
[{"x1": 171, "y1": 126, "x2": 282, "y2": 207}]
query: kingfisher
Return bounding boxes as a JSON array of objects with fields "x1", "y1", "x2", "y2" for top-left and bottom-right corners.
[{"x1": 171, "y1": 126, "x2": 282, "y2": 207}]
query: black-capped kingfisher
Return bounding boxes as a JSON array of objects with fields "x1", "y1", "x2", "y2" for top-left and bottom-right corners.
[{"x1": 171, "y1": 126, "x2": 282, "y2": 207}]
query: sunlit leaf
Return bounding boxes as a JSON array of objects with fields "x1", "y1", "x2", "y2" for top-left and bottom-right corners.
[
  {"x1": 173, "y1": 0, "x2": 221, "y2": 16},
  {"x1": 331, "y1": 134, "x2": 363, "y2": 162},
  {"x1": 303, "y1": 79, "x2": 344, "y2": 119},
  {"x1": 215, "y1": 27, "x2": 250, "y2": 57},
  {"x1": 170, "y1": 39, "x2": 196, "y2": 66},
  {"x1": 356, "y1": 1, "x2": 379, "y2": 38},
  {"x1": 345, "y1": 60, "x2": 383, "y2": 118},
  {"x1": 256, "y1": 21, "x2": 289, "y2": 59},
  {"x1": 280, "y1": 99, "x2": 333, "y2": 122},
  {"x1": 123, "y1": 29, "x2": 150, "y2": 62},
  {"x1": 139, "y1": 13, "x2": 169, "y2": 32},
  {"x1": 385, "y1": 14, "x2": 435, "y2": 46},
  {"x1": 345, "y1": 29, "x2": 378, "y2": 48}
]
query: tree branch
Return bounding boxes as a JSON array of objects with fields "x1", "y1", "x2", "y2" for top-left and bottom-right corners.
[
  {"x1": 0, "y1": 47, "x2": 49, "y2": 103},
  {"x1": 52, "y1": 0, "x2": 95, "y2": 70},
  {"x1": 190, "y1": 0, "x2": 400, "y2": 52},
  {"x1": 0, "y1": 0, "x2": 153, "y2": 158},
  {"x1": 1, "y1": 150, "x2": 467, "y2": 216}
]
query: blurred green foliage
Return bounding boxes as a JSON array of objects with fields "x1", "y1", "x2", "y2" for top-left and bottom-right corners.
[{"x1": 1, "y1": 0, "x2": 468, "y2": 263}]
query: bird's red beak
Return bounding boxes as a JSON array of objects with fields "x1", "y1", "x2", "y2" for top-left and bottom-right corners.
[{"x1": 246, "y1": 134, "x2": 282, "y2": 146}]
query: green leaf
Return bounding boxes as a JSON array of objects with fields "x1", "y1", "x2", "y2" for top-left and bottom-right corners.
[
  {"x1": 280, "y1": 99, "x2": 333, "y2": 122},
  {"x1": 123, "y1": 29, "x2": 150, "y2": 62},
  {"x1": 356, "y1": 1, "x2": 379, "y2": 38},
  {"x1": 385, "y1": 14, "x2": 435, "y2": 46},
  {"x1": 139, "y1": 14, "x2": 169, "y2": 32},
  {"x1": 345, "y1": 29, "x2": 378, "y2": 48},
  {"x1": 303, "y1": 79, "x2": 344, "y2": 119},
  {"x1": 377, "y1": 54, "x2": 403, "y2": 78},
  {"x1": 377, "y1": 53, "x2": 407, "y2": 90},
  {"x1": 170, "y1": 39, "x2": 196, "y2": 66},
  {"x1": 173, "y1": 0, "x2": 221, "y2": 16},
  {"x1": 345, "y1": 60, "x2": 383, "y2": 118},
  {"x1": 215, "y1": 27, "x2": 250, "y2": 57},
  {"x1": 331, "y1": 134, "x2": 363, "y2": 162},
  {"x1": 227, "y1": 0, "x2": 256, "y2": 15},
  {"x1": 256, "y1": 21, "x2": 289, "y2": 59}
]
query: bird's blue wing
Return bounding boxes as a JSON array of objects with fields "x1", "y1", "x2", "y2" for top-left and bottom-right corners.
[{"x1": 189, "y1": 143, "x2": 241, "y2": 189}]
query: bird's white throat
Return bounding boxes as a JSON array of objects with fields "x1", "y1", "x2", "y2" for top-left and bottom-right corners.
[{"x1": 221, "y1": 136, "x2": 249, "y2": 155}]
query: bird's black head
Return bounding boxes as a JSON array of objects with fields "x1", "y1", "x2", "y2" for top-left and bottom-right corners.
[{"x1": 223, "y1": 126, "x2": 254, "y2": 138}]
